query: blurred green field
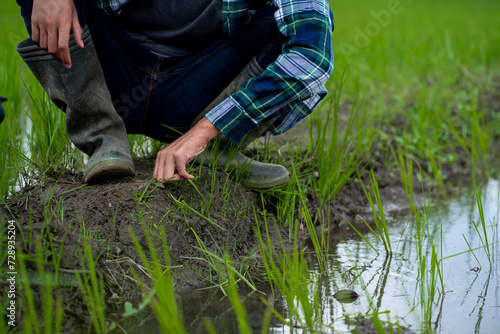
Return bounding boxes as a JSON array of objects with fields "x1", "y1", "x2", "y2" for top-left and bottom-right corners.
[
  {"x1": 326, "y1": 0, "x2": 500, "y2": 191},
  {"x1": 332, "y1": 0, "x2": 500, "y2": 94}
]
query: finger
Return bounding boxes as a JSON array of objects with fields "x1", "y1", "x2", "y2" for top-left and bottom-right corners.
[
  {"x1": 165, "y1": 174, "x2": 182, "y2": 183},
  {"x1": 58, "y1": 23, "x2": 71, "y2": 68},
  {"x1": 154, "y1": 151, "x2": 165, "y2": 181},
  {"x1": 72, "y1": 14, "x2": 84, "y2": 49},
  {"x1": 162, "y1": 152, "x2": 177, "y2": 182},
  {"x1": 47, "y1": 25, "x2": 59, "y2": 59},
  {"x1": 175, "y1": 156, "x2": 194, "y2": 180},
  {"x1": 39, "y1": 28, "x2": 48, "y2": 50},
  {"x1": 32, "y1": 24, "x2": 40, "y2": 45}
]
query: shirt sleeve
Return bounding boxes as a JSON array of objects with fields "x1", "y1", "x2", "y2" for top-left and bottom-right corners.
[{"x1": 206, "y1": 0, "x2": 334, "y2": 145}]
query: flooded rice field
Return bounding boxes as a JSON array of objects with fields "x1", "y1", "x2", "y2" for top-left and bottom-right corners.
[
  {"x1": 110, "y1": 178, "x2": 500, "y2": 333},
  {"x1": 311, "y1": 178, "x2": 500, "y2": 333}
]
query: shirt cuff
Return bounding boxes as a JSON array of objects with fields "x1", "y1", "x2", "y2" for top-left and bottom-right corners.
[{"x1": 205, "y1": 97, "x2": 258, "y2": 146}]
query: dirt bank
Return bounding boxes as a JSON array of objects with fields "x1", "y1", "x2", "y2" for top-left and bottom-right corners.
[
  {"x1": 0, "y1": 147, "x2": 451, "y2": 332},
  {"x1": 1, "y1": 145, "x2": 447, "y2": 288}
]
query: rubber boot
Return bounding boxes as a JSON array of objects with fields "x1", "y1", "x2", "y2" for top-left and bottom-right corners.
[
  {"x1": 0, "y1": 96, "x2": 6, "y2": 124},
  {"x1": 193, "y1": 58, "x2": 289, "y2": 189},
  {"x1": 17, "y1": 26, "x2": 135, "y2": 184}
]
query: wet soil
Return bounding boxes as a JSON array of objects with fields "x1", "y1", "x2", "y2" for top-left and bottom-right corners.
[
  {"x1": 0, "y1": 144, "x2": 461, "y2": 333},
  {"x1": 3, "y1": 160, "x2": 297, "y2": 291}
]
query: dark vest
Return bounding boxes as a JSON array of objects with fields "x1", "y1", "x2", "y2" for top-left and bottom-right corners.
[{"x1": 117, "y1": 0, "x2": 224, "y2": 57}]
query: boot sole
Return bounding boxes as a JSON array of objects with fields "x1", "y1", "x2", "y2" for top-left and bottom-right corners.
[{"x1": 84, "y1": 159, "x2": 135, "y2": 184}]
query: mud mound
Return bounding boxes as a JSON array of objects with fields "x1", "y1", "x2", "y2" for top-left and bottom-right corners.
[
  {"x1": 1, "y1": 154, "x2": 416, "y2": 293},
  {"x1": 2, "y1": 159, "x2": 306, "y2": 295}
]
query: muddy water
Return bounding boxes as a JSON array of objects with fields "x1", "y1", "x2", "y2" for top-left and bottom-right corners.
[{"x1": 285, "y1": 178, "x2": 500, "y2": 333}]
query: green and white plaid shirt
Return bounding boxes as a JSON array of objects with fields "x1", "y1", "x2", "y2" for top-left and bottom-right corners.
[{"x1": 97, "y1": 0, "x2": 334, "y2": 145}]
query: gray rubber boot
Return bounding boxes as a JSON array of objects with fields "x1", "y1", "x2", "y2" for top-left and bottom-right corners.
[
  {"x1": 204, "y1": 141, "x2": 290, "y2": 189},
  {"x1": 17, "y1": 26, "x2": 135, "y2": 184},
  {"x1": 193, "y1": 58, "x2": 289, "y2": 189}
]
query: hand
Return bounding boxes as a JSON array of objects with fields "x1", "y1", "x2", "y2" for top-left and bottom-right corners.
[
  {"x1": 154, "y1": 117, "x2": 221, "y2": 183},
  {"x1": 31, "y1": 0, "x2": 84, "y2": 69}
]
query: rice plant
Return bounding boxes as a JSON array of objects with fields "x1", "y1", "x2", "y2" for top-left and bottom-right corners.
[
  {"x1": 472, "y1": 188, "x2": 492, "y2": 266},
  {"x1": 75, "y1": 243, "x2": 111, "y2": 333},
  {"x1": 129, "y1": 226, "x2": 187, "y2": 334},
  {"x1": 308, "y1": 78, "x2": 377, "y2": 201},
  {"x1": 353, "y1": 170, "x2": 392, "y2": 255}
]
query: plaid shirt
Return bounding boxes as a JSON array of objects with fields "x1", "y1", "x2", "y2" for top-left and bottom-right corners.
[{"x1": 96, "y1": 0, "x2": 334, "y2": 145}]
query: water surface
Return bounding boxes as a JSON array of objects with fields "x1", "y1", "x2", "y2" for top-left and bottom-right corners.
[{"x1": 280, "y1": 178, "x2": 500, "y2": 333}]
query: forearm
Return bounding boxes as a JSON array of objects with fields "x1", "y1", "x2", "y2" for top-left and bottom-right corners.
[{"x1": 207, "y1": 0, "x2": 334, "y2": 145}]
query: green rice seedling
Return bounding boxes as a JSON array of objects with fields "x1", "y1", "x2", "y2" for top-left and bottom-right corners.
[
  {"x1": 34, "y1": 238, "x2": 64, "y2": 334},
  {"x1": 356, "y1": 170, "x2": 392, "y2": 255},
  {"x1": 441, "y1": 241, "x2": 496, "y2": 265},
  {"x1": 133, "y1": 177, "x2": 164, "y2": 211},
  {"x1": 200, "y1": 135, "x2": 226, "y2": 207},
  {"x1": 186, "y1": 179, "x2": 209, "y2": 214},
  {"x1": 187, "y1": 228, "x2": 258, "y2": 294},
  {"x1": 24, "y1": 88, "x2": 81, "y2": 175},
  {"x1": 264, "y1": 152, "x2": 308, "y2": 236},
  {"x1": 220, "y1": 176, "x2": 233, "y2": 217},
  {"x1": 16, "y1": 247, "x2": 40, "y2": 333},
  {"x1": 347, "y1": 221, "x2": 379, "y2": 256},
  {"x1": 275, "y1": 184, "x2": 300, "y2": 239},
  {"x1": 441, "y1": 91, "x2": 493, "y2": 184},
  {"x1": 223, "y1": 253, "x2": 252, "y2": 334},
  {"x1": 399, "y1": 86, "x2": 448, "y2": 191},
  {"x1": 75, "y1": 243, "x2": 112, "y2": 333},
  {"x1": 462, "y1": 234, "x2": 482, "y2": 269},
  {"x1": 41, "y1": 224, "x2": 69, "y2": 285},
  {"x1": 129, "y1": 226, "x2": 187, "y2": 334},
  {"x1": 204, "y1": 320, "x2": 218, "y2": 334},
  {"x1": 253, "y1": 206, "x2": 334, "y2": 333},
  {"x1": 171, "y1": 195, "x2": 226, "y2": 231},
  {"x1": 276, "y1": 185, "x2": 299, "y2": 234},
  {"x1": 411, "y1": 194, "x2": 445, "y2": 331},
  {"x1": 15, "y1": 238, "x2": 64, "y2": 334},
  {"x1": 278, "y1": 163, "x2": 329, "y2": 271},
  {"x1": 472, "y1": 188, "x2": 492, "y2": 266},
  {"x1": 308, "y1": 78, "x2": 377, "y2": 201},
  {"x1": 299, "y1": 198, "x2": 328, "y2": 273},
  {"x1": 75, "y1": 211, "x2": 107, "y2": 247},
  {"x1": 392, "y1": 145, "x2": 415, "y2": 209}
]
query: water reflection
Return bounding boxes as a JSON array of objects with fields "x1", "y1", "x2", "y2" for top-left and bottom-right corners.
[
  {"x1": 308, "y1": 178, "x2": 500, "y2": 333},
  {"x1": 121, "y1": 286, "x2": 286, "y2": 334}
]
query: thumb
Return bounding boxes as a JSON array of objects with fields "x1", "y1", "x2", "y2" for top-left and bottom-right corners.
[{"x1": 175, "y1": 156, "x2": 194, "y2": 180}]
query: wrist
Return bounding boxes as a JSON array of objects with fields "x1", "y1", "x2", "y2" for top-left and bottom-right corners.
[{"x1": 197, "y1": 117, "x2": 221, "y2": 141}]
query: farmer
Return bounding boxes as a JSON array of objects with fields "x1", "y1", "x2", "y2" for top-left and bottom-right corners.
[{"x1": 16, "y1": 0, "x2": 334, "y2": 189}]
